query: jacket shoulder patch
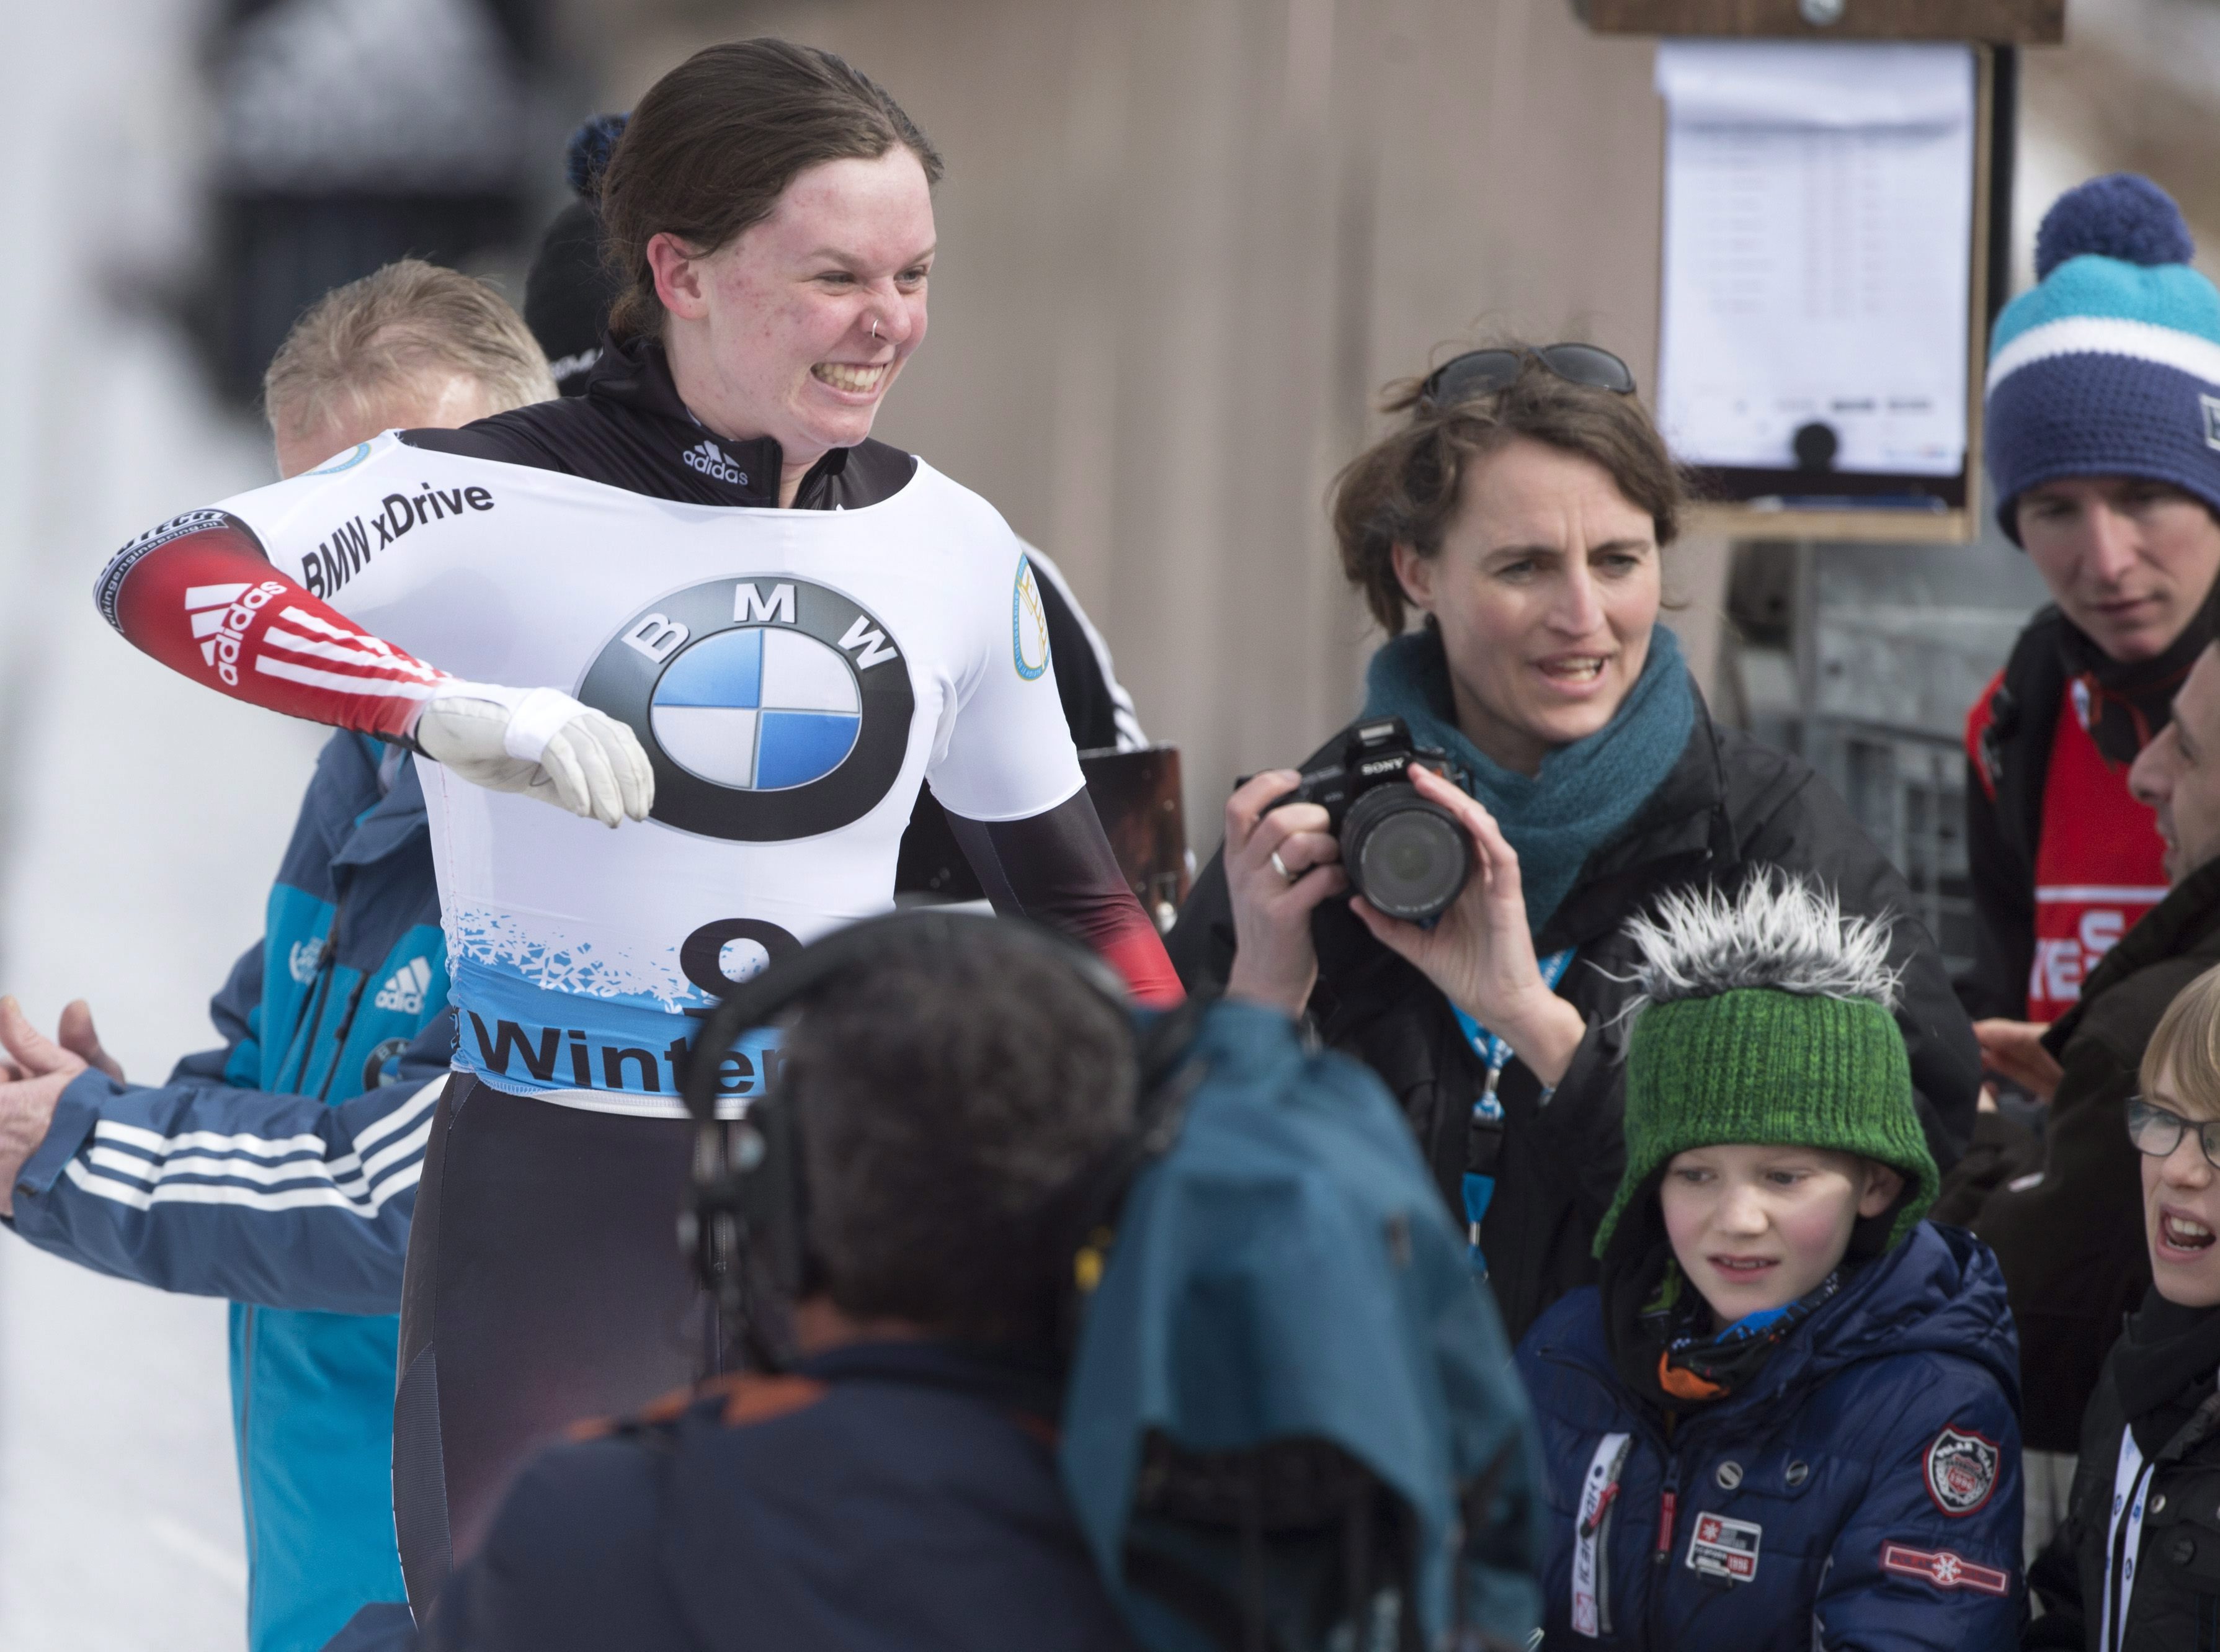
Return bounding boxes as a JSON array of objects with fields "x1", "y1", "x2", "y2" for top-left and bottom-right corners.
[
  {"x1": 1879, "y1": 1541, "x2": 2011, "y2": 1596},
  {"x1": 1924, "y1": 1426, "x2": 2000, "y2": 1516}
]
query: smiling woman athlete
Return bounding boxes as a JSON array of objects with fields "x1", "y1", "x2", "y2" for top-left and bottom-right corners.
[{"x1": 95, "y1": 39, "x2": 1178, "y2": 1609}]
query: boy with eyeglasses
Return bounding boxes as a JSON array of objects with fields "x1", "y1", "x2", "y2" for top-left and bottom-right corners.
[{"x1": 2027, "y1": 961, "x2": 2220, "y2": 1648}]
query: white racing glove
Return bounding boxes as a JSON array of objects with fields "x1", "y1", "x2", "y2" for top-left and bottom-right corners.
[{"x1": 410, "y1": 680, "x2": 654, "y2": 828}]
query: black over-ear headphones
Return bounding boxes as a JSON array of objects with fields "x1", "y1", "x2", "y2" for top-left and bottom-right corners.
[{"x1": 677, "y1": 908, "x2": 1198, "y2": 1374}]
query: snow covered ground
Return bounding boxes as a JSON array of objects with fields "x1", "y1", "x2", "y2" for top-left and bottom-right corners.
[
  {"x1": 0, "y1": 319, "x2": 319, "y2": 1650},
  {"x1": 0, "y1": 2, "x2": 322, "y2": 1645}
]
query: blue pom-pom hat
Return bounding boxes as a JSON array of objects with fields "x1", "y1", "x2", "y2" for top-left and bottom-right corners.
[
  {"x1": 1986, "y1": 172, "x2": 2220, "y2": 541},
  {"x1": 564, "y1": 112, "x2": 629, "y2": 199}
]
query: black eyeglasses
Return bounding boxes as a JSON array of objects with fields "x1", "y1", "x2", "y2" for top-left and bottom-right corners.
[
  {"x1": 1419, "y1": 344, "x2": 1638, "y2": 408},
  {"x1": 2127, "y1": 1096, "x2": 2220, "y2": 1170}
]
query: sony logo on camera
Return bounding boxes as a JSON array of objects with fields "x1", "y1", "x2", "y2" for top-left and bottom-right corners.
[{"x1": 1268, "y1": 717, "x2": 1472, "y2": 921}]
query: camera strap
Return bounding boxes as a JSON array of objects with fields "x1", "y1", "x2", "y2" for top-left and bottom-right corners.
[
  {"x1": 1451, "y1": 947, "x2": 1573, "y2": 1275},
  {"x1": 1450, "y1": 949, "x2": 1575, "y2": 1109}
]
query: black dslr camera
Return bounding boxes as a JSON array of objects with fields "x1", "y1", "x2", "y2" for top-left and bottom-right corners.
[{"x1": 1269, "y1": 717, "x2": 1472, "y2": 922}]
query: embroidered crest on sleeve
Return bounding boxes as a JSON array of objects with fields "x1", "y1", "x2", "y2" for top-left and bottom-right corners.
[
  {"x1": 1923, "y1": 1426, "x2": 2000, "y2": 1516},
  {"x1": 1879, "y1": 1542, "x2": 2011, "y2": 1597},
  {"x1": 1012, "y1": 555, "x2": 1050, "y2": 681}
]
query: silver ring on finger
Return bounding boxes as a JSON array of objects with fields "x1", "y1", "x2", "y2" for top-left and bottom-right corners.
[{"x1": 1269, "y1": 849, "x2": 1298, "y2": 884}]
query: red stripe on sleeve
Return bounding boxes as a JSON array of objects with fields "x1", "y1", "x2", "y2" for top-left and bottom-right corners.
[
  {"x1": 943, "y1": 795, "x2": 1187, "y2": 1007},
  {"x1": 98, "y1": 513, "x2": 444, "y2": 742},
  {"x1": 1097, "y1": 911, "x2": 1186, "y2": 1008}
]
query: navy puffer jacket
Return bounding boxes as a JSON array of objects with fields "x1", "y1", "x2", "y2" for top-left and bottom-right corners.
[{"x1": 1515, "y1": 1223, "x2": 2023, "y2": 1650}]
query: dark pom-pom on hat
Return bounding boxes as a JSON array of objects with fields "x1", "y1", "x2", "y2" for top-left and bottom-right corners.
[
  {"x1": 2035, "y1": 174, "x2": 2195, "y2": 280},
  {"x1": 563, "y1": 112, "x2": 630, "y2": 199}
]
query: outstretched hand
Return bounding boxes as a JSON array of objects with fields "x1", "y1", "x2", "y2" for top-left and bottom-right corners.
[
  {"x1": 0, "y1": 997, "x2": 117, "y2": 1219},
  {"x1": 1973, "y1": 1018, "x2": 2062, "y2": 1105},
  {"x1": 1348, "y1": 765, "x2": 1586, "y2": 1088}
]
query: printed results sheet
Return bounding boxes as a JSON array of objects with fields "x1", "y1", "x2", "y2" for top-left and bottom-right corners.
[{"x1": 1654, "y1": 43, "x2": 1976, "y2": 478}]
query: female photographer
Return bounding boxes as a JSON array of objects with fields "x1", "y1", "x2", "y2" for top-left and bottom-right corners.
[{"x1": 1167, "y1": 348, "x2": 1979, "y2": 1339}]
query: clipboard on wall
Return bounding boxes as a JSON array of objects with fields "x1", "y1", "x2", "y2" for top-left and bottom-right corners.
[{"x1": 1650, "y1": 41, "x2": 2008, "y2": 545}]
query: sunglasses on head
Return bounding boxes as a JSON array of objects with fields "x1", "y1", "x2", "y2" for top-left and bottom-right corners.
[{"x1": 1418, "y1": 344, "x2": 1638, "y2": 407}]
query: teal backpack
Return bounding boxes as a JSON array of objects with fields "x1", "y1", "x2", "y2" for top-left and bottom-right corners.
[{"x1": 1058, "y1": 998, "x2": 1543, "y2": 1652}]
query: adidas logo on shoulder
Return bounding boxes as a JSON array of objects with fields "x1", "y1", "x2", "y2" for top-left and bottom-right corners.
[
  {"x1": 374, "y1": 957, "x2": 434, "y2": 1016},
  {"x1": 682, "y1": 440, "x2": 747, "y2": 487}
]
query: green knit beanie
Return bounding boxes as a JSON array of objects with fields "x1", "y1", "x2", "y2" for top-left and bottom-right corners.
[{"x1": 1592, "y1": 874, "x2": 1941, "y2": 1257}]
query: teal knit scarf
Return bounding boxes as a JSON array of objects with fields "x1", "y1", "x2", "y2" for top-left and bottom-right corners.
[{"x1": 1360, "y1": 623, "x2": 1695, "y2": 934}]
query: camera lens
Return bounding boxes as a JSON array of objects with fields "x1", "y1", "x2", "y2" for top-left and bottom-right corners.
[{"x1": 1342, "y1": 785, "x2": 1471, "y2": 921}]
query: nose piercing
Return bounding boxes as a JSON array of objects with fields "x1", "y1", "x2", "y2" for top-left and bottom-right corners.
[{"x1": 871, "y1": 319, "x2": 880, "y2": 341}]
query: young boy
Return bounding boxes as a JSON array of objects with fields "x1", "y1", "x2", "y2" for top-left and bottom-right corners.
[
  {"x1": 2027, "y1": 960, "x2": 2220, "y2": 1648},
  {"x1": 1516, "y1": 873, "x2": 2023, "y2": 1648}
]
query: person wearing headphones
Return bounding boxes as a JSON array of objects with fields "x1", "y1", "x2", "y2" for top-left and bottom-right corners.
[
  {"x1": 332, "y1": 907, "x2": 1541, "y2": 1652},
  {"x1": 91, "y1": 37, "x2": 1179, "y2": 1612},
  {"x1": 405, "y1": 918, "x2": 1145, "y2": 1651}
]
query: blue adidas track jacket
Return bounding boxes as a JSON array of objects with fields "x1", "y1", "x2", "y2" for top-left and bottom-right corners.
[{"x1": 8, "y1": 732, "x2": 452, "y2": 1652}]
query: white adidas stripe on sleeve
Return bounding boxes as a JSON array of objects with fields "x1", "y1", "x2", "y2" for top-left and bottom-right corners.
[
  {"x1": 79, "y1": 1082, "x2": 441, "y2": 1217},
  {"x1": 260, "y1": 627, "x2": 442, "y2": 679},
  {"x1": 354, "y1": 1080, "x2": 444, "y2": 1151},
  {"x1": 63, "y1": 1156, "x2": 424, "y2": 1217},
  {"x1": 253, "y1": 657, "x2": 442, "y2": 700},
  {"x1": 89, "y1": 1079, "x2": 440, "y2": 1165}
]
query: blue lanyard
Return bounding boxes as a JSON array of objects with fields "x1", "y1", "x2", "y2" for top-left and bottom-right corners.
[
  {"x1": 1455, "y1": 947, "x2": 1574, "y2": 1278},
  {"x1": 1452, "y1": 949, "x2": 1575, "y2": 1121}
]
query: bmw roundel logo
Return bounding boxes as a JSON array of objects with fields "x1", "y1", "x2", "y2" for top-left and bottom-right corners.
[{"x1": 577, "y1": 576, "x2": 914, "y2": 842}]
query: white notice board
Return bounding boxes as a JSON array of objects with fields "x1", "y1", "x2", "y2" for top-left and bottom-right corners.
[{"x1": 1654, "y1": 42, "x2": 1977, "y2": 482}]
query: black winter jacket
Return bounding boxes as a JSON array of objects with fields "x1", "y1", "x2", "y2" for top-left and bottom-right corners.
[
  {"x1": 2028, "y1": 1294, "x2": 2220, "y2": 1651},
  {"x1": 1167, "y1": 707, "x2": 1980, "y2": 1342},
  {"x1": 414, "y1": 1341, "x2": 1138, "y2": 1652},
  {"x1": 1969, "y1": 856, "x2": 2220, "y2": 1452}
]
